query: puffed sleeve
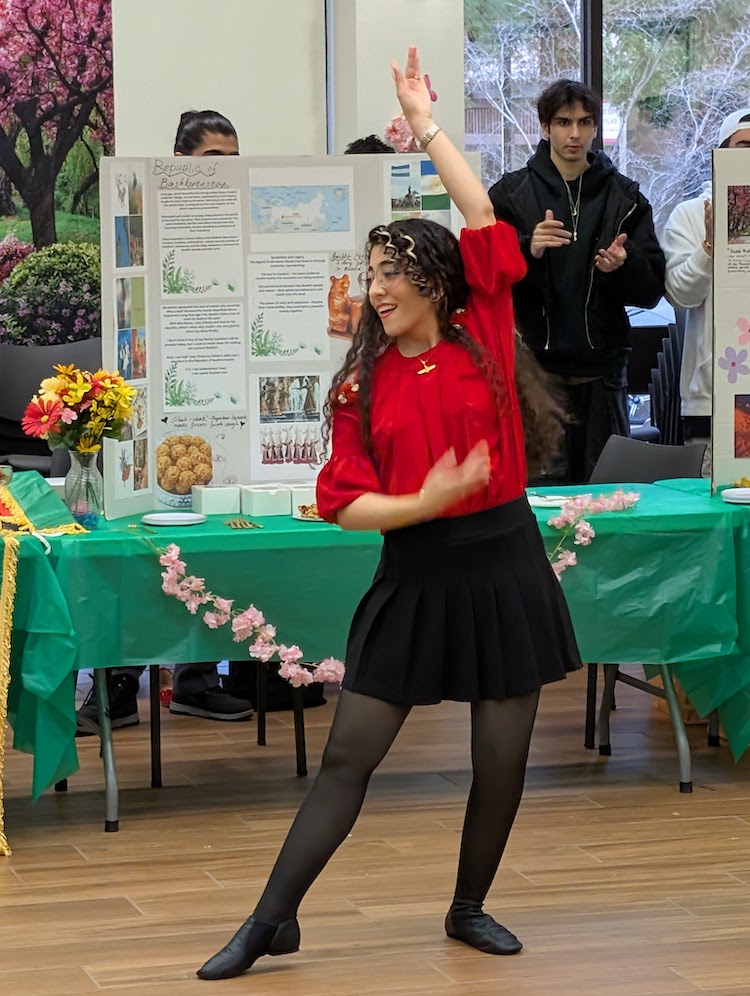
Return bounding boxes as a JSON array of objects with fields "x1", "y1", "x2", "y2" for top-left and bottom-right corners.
[
  {"x1": 455, "y1": 222, "x2": 525, "y2": 371},
  {"x1": 316, "y1": 396, "x2": 381, "y2": 523},
  {"x1": 459, "y1": 220, "x2": 527, "y2": 298}
]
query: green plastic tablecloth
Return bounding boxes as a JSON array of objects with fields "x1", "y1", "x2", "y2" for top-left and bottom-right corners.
[
  {"x1": 529, "y1": 479, "x2": 750, "y2": 764},
  {"x1": 7, "y1": 473, "x2": 750, "y2": 800},
  {"x1": 2, "y1": 472, "x2": 83, "y2": 801},
  {"x1": 7, "y1": 536, "x2": 78, "y2": 800}
]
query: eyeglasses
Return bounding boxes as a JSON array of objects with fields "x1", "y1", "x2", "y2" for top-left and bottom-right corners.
[{"x1": 366, "y1": 264, "x2": 405, "y2": 290}]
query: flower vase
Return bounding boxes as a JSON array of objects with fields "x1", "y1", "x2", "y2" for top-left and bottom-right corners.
[{"x1": 64, "y1": 451, "x2": 104, "y2": 528}]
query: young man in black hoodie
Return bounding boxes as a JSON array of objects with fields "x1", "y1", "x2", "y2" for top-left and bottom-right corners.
[{"x1": 489, "y1": 80, "x2": 665, "y2": 483}]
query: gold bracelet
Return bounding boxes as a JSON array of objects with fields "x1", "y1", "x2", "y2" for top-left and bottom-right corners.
[{"x1": 419, "y1": 124, "x2": 442, "y2": 151}]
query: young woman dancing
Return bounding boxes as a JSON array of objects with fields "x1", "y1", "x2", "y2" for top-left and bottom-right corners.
[{"x1": 197, "y1": 46, "x2": 581, "y2": 982}]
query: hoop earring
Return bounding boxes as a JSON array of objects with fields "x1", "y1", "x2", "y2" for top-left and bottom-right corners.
[{"x1": 429, "y1": 289, "x2": 442, "y2": 302}]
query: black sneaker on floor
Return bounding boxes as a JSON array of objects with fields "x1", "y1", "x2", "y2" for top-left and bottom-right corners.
[
  {"x1": 76, "y1": 674, "x2": 140, "y2": 737},
  {"x1": 169, "y1": 688, "x2": 254, "y2": 721}
]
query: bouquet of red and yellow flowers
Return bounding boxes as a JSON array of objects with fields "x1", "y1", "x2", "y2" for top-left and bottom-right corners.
[{"x1": 22, "y1": 364, "x2": 136, "y2": 453}]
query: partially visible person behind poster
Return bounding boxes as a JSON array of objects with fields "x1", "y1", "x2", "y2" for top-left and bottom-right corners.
[{"x1": 663, "y1": 107, "x2": 750, "y2": 477}]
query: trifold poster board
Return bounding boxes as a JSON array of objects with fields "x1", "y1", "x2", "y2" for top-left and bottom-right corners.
[
  {"x1": 712, "y1": 148, "x2": 750, "y2": 489},
  {"x1": 100, "y1": 153, "x2": 475, "y2": 519}
]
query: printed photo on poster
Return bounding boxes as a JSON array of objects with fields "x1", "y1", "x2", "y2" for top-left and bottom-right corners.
[
  {"x1": 728, "y1": 185, "x2": 750, "y2": 244},
  {"x1": 735, "y1": 395, "x2": 750, "y2": 457},
  {"x1": 114, "y1": 276, "x2": 146, "y2": 333},
  {"x1": 119, "y1": 416, "x2": 133, "y2": 442},
  {"x1": 133, "y1": 437, "x2": 149, "y2": 491},
  {"x1": 249, "y1": 375, "x2": 325, "y2": 482},
  {"x1": 259, "y1": 375, "x2": 321, "y2": 423},
  {"x1": 128, "y1": 167, "x2": 145, "y2": 215},
  {"x1": 131, "y1": 387, "x2": 148, "y2": 436},
  {"x1": 419, "y1": 159, "x2": 453, "y2": 228},
  {"x1": 158, "y1": 187, "x2": 243, "y2": 297},
  {"x1": 328, "y1": 251, "x2": 367, "y2": 342},
  {"x1": 387, "y1": 160, "x2": 452, "y2": 228},
  {"x1": 114, "y1": 170, "x2": 130, "y2": 214},
  {"x1": 248, "y1": 254, "x2": 329, "y2": 360},
  {"x1": 132, "y1": 327, "x2": 147, "y2": 380},
  {"x1": 259, "y1": 423, "x2": 324, "y2": 469},
  {"x1": 112, "y1": 166, "x2": 146, "y2": 272},
  {"x1": 114, "y1": 215, "x2": 130, "y2": 268},
  {"x1": 155, "y1": 431, "x2": 214, "y2": 506},
  {"x1": 249, "y1": 166, "x2": 355, "y2": 251},
  {"x1": 117, "y1": 328, "x2": 133, "y2": 379},
  {"x1": 389, "y1": 160, "x2": 421, "y2": 219},
  {"x1": 115, "y1": 277, "x2": 131, "y2": 330},
  {"x1": 129, "y1": 215, "x2": 144, "y2": 266},
  {"x1": 116, "y1": 440, "x2": 134, "y2": 497}
]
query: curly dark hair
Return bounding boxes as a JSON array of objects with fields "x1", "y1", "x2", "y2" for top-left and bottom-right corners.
[
  {"x1": 513, "y1": 334, "x2": 566, "y2": 477},
  {"x1": 323, "y1": 218, "x2": 564, "y2": 480}
]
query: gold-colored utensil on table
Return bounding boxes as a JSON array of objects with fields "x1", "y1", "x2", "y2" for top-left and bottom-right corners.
[{"x1": 225, "y1": 516, "x2": 263, "y2": 529}]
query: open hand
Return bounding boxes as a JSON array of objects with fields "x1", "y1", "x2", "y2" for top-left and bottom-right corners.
[
  {"x1": 594, "y1": 233, "x2": 628, "y2": 272},
  {"x1": 419, "y1": 440, "x2": 491, "y2": 517},
  {"x1": 530, "y1": 210, "x2": 572, "y2": 259},
  {"x1": 392, "y1": 45, "x2": 432, "y2": 128}
]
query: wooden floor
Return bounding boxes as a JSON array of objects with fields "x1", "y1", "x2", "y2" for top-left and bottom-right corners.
[{"x1": 3, "y1": 668, "x2": 750, "y2": 995}]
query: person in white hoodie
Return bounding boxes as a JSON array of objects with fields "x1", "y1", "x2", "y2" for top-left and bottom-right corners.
[{"x1": 663, "y1": 108, "x2": 750, "y2": 474}]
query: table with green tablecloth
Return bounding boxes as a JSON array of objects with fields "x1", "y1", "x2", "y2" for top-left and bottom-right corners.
[{"x1": 4, "y1": 473, "x2": 750, "y2": 809}]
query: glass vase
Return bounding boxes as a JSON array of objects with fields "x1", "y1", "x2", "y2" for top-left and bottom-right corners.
[{"x1": 64, "y1": 451, "x2": 104, "y2": 528}]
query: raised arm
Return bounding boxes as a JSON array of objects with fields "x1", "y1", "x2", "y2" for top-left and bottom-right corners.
[{"x1": 392, "y1": 46, "x2": 494, "y2": 231}]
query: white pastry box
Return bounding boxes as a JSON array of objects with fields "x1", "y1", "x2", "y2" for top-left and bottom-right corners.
[
  {"x1": 241, "y1": 483, "x2": 292, "y2": 517},
  {"x1": 285, "y1": 484, "x2": 317, "y2": 514},
  {"x1": 191, "y1": 485, "x2": 241, "y2": 515}
]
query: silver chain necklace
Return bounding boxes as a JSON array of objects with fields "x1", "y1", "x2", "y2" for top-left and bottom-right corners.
[{"x1": 565, "y1": 174, "x2": 583, "y2": 242}]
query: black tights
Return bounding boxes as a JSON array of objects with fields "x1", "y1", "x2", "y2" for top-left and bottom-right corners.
[{"x1": 253, "y1": 688, "x2": 539, "y2": 924}]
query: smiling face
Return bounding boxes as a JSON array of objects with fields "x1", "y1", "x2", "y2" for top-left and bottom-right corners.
[
  {"x1": 542, "y1": 100, "x2": 597, "y2": 173},
  {"x1": 367, "y1": 244, "x2": 440, "y2": 347}
]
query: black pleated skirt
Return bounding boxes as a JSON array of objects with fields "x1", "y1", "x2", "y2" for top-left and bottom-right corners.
[{"x1": 343, "y1": 496, "x2": 582, "y2": 705}]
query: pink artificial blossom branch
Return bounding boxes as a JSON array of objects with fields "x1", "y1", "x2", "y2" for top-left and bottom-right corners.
[
  {"x1": 547, "y1": 489, "x2": 639, "y2": 578},
  {"x1": 156, "y1": 543, "x2": 344, "y2": 686}
]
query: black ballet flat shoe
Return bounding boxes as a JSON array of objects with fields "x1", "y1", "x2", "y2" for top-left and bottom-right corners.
[
  {"x1": 445, "y1": 907, "x2": 523, "y2": 955},
  {"x1": 197, "y1": 916, "x2": 300, "y2": 980}
]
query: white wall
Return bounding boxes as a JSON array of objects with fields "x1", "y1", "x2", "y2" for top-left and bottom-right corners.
[
  {"x1": 112, "y1": 0, "x2": 327, "y2": 157},
  {"x1": 331, "y1": 0, "x2": 465, "y2": 154}
]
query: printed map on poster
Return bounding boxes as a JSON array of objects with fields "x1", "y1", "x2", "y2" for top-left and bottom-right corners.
[
  {"x1": 251, "y1": 186, "x2": 349, "y2": 236},
  {"x1": 249, "y1": 166, "x2": 355, "y2": 251}
]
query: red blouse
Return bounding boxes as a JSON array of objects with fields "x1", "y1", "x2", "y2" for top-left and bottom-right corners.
[{"x1": 316, "y1": 221, "x2": 528, "y2": 523}]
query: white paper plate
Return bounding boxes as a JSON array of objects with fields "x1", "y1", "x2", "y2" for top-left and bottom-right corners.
[
  {"x1": 527, "y1": 492, "x2": 592, "y2": 509},
  {"x1": 142, "y1": 512, "x2": 207, "y2": 526},
  {"x1": 292, "y1": 510, "x2": 325, "y2": 522},
  {"x1": 720, "y1": 488, "x2": 750, "y2": 504}
]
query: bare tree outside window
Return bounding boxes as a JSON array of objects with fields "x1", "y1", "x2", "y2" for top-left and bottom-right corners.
[{"x1": 465, "y1": 0, "x2": 750, "y2": 233}]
